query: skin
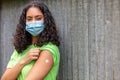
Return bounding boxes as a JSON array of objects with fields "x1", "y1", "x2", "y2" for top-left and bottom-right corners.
[{"x1": 1, "y1": 7, "x2": 53, "y2": 80}]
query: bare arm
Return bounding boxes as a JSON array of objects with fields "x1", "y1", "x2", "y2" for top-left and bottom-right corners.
[
  {"x1": 1, "y1": 61, "x2": 25, "y2": 80},
  {"x1": 1, "y1": 48, "x2": 40, "y2": 80},
  {"x1": 25, "y1": 50, "x2": 54, "y2": 80}
]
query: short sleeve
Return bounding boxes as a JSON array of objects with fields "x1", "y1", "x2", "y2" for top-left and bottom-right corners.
[
  {"x1": 7, "y1": 50, "x2": 18, "y2": 68},
  {"x1": 40, "y1": 42, "x2": 60, "y2": 65}
]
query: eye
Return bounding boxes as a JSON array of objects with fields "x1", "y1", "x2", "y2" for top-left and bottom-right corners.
[
  {"x1": 35, "y1": 15, "x2": 43, "y2": 21},
  {"x1": 27, "y1": 18, "x2": 32, "y2": 21},
  {"x1": 26, "y1": 16, "x2": 32, "y2": 22},
  {"x1": 36, "y1": 17, "x2": 42, "y2": 20}
]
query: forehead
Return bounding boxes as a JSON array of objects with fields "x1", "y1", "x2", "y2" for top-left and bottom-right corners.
[{"x1": 26, "y1": 7, "x2": 43, "y2": 16}]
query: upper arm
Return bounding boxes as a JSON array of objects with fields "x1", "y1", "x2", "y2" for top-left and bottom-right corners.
[{"x1": 25, "y1": 50, "x2": 54, "y2": 80}]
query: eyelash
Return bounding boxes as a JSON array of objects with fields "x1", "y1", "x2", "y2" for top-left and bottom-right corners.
[
  {"x1": 26, "y1": 18, "x2": 42, "y2": 21},
  {"x1": 27, "y1": 19, "x2": 32, "y2": 21},
  {"x1": 36, "y1": 18, "x2": 41, "y2": 20}
]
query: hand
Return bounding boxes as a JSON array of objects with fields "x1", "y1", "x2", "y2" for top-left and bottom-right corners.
[{"x1": 20, "y1": 48, "x2": 40, "y2": 65}]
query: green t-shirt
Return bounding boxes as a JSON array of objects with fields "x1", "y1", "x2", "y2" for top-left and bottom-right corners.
[{"x1": 7, "y1": 42, "x2": 60, "y2": 80}]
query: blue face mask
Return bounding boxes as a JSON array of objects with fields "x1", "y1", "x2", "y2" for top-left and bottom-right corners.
[{"x1": 26, "y1": 21, "x2": 44, "y2": 36}]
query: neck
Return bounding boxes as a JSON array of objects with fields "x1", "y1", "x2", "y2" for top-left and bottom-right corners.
[{"x1": 32, "y1": 36, "x2": 39, "y2": 44}]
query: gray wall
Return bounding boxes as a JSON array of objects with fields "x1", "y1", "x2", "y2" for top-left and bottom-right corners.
[
  {"x1": 0, "y1": 0, "x2": 28, "y2": 78},
  {"x1": 0, "y1": 0, "x2": 120, "y2": 80}
]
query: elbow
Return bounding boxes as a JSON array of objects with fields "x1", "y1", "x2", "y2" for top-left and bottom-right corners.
[
  {"x1": 1, "y1": 76, "x2": 7, "y2": 80},
  {"x1": 1, "y1": 75, "x2": 6, "y2": 80},
  {"x1": 1, "y1": 75, "x2": 16, "y2": 80},
  {"x1": 1, "y1": 77, "x2": 9, "y2": 80},
  {"x1": 1, "y1": 74, "x2": 10, "y2": 80}
]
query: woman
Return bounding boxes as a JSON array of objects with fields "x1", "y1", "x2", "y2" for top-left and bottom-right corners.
[{"x1": 1, "y1": 1, "x2": 60, "y2": 80}]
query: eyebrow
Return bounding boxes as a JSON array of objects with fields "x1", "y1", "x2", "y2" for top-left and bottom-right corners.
[
  {"x1": 26, "y1": 16, "x2": 32, "y2": 18},
  {"x1": 35, "y1": 15, "x2": 42, "y2": 18},
  {"x1": 26, "y1": 15, "x2": 42, "y2": 18}
]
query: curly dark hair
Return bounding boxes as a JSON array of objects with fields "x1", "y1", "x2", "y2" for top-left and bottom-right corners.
[{"x1": 13, "y1": 1, "x2": 60, "y2": 53}]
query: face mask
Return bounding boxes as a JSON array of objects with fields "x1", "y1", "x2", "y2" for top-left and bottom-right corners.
[{"x1": 26, "y1": 21, "x2": 44, "y2": 36}]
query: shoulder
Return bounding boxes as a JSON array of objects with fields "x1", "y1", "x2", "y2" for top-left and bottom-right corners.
[
  {"x1": 40, "y1": 42, "x2": 59, "y2": 53},
  {"x1": 40, "y1": 42, "x2": 60, "y2": 64}
]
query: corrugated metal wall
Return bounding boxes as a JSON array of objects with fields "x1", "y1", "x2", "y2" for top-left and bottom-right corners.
[{"x1": 0, "y1": 0, "x2": 120, "y2": 80}]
